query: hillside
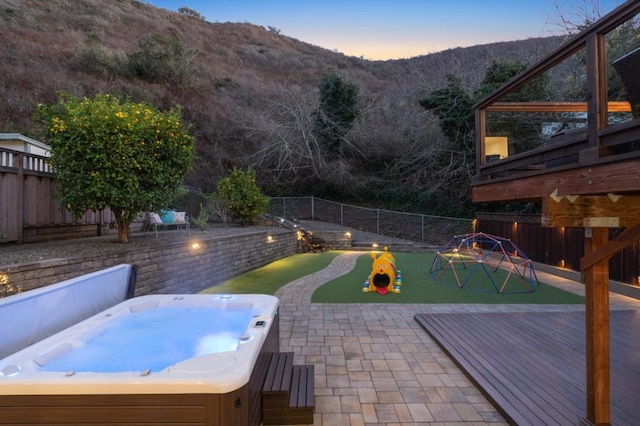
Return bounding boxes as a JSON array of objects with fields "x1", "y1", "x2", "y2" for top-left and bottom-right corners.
[{"x1": 0, "y1": 0, "x2": 564, "y2": 215}]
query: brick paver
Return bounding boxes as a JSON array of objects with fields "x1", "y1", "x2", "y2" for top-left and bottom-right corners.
[{"x1": 274, "y1": 251, "x2": 640, "y2": 425}]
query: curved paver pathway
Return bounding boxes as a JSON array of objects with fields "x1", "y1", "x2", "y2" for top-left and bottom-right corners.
[
  {"x1": 273, "y1": 252, "x2": 508, "y2": 425},
  {"x1": 275, "y1": 251, "x2": 362, "y2": 306}
]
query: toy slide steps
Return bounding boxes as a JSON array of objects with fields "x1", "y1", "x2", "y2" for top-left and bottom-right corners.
[{"x1": 262, "y1": 352, "x2": 315, "y2": 425}]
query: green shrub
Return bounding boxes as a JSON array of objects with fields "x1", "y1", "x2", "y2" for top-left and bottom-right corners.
[
  {"x1": 74, "y1": 47, "x2": 125, "y2": 80},
  {"x1": 216, "y1": 167, "x2": 269, "y2": 225},
  {"x1": 126, "y1": 35, "x2": 199, "y2": 86},
  {"x1": 191, "y1": 203, "x2": 210, "y2": 231}
]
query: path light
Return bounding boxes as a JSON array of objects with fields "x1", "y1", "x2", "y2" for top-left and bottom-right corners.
[
  {"x1": 266, "y1": 235, "x2": 274, "y2": 243},
  {"x1": 372, "y1": 243, "x2": 378, "y2": 248},
  {"x1": 560, "y1": 259, "x2": 566, "y2": 268},
  {"x1": 343, "y1": 231, "x2": 351, "y2": 239},
  {"x1": 190, "y1": 242, "x2": 201, "y2": 251}
]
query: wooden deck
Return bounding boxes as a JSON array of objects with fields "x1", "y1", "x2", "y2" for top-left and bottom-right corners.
[{"x1": 415, "y1": 310, "x2": 640, "y2": 425}]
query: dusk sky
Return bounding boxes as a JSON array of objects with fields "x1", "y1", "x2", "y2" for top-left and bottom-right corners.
[{"x1": 146, "y1": 1, "x2": 623, "y2": 60}]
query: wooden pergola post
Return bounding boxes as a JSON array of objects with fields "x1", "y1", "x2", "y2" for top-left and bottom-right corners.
[
  {"x1": 579, "y1": 224, "x2": 640, "y2": 425},
  {"x1": 582, "y1": 226, "x2": 610, "y2": 425}
]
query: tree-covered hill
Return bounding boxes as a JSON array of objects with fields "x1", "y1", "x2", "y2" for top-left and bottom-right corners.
[{"x1": 0, "y1": 0, "x2": 564, "y2": 216}]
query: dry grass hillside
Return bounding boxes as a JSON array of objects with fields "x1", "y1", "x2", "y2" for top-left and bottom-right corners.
[{"x1": 0, "y1": 0, "x2": 564, "y2": 213}]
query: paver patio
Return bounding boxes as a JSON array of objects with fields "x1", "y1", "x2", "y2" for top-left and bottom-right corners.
[{"x1": 275, "y1": 251, "x2": 640, "y2": 425}]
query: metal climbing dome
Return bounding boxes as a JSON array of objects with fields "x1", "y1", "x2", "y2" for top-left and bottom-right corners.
[{"x1": 430, "y1": 232, "x2": 539, "y2": 294}]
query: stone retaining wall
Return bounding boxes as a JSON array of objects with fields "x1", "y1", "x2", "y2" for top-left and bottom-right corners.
[
  {"x1": 310, "y1": 231, "x2": 352, "y2": 249},
  {"x1": 3, "y1": 229, "x2": 296, "y2": 296}
]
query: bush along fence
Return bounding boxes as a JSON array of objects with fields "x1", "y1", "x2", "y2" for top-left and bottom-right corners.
[{"x1": 267, "y1": 196, "x2": 475, "y2": 246}]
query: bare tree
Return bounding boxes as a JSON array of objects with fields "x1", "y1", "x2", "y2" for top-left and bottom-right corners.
[
  {"x1": 248, "y1": 84, "x2": 325, "y2": 186},
  {"x1": 547, "y1": 0, "x2": 624, "y2": 34}
]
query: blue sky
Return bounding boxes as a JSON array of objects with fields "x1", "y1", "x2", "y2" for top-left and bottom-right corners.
[{"x1": 146, "y1": 1, "x2": 623, "y2": 60}]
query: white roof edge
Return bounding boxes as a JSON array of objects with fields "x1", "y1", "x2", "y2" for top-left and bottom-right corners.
[{"x1": 0, "y1": 133, "x2": 51, "y2": 150}]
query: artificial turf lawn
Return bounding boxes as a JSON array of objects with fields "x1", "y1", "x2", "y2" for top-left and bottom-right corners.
[
  {"x1": 199, "y1": 251, "x2": 342, "y2": 295},
  {"x1": 199, "y1": 250, "x2": 584, "y2": 304},
  {"x1": 310, "y1": 252, "x2": 585, "y2": 304}
]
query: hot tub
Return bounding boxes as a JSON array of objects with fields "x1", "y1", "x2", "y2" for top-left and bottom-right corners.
[{"x1": 0, "y1": 293, "x2": 280, "y2": 426}]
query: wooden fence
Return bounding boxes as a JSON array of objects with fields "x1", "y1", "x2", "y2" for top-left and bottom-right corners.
[
  {"x1": 476, "y1": 213, "x2": 640, "y2": 285},
  {"x1": 0, "y1": 147, "x2": 115, "y2": 243}
]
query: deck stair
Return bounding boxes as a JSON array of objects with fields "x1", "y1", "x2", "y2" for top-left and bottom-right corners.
[{"x1": 262, "y1": 352, "x2": 315, "y2": 425}]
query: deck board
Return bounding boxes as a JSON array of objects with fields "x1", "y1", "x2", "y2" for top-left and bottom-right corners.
[{"x1": 415, "y1": 310, "x2": 640, "y2": 425}]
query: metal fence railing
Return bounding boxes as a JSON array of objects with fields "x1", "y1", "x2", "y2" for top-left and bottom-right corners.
[{"x1": 267, "y1": 196, "x2": 474, "y2": 246}]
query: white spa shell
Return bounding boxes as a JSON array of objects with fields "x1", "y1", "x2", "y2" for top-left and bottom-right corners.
[{"x1": 0, "y1": 294, "x2": 279, "y2": 395}]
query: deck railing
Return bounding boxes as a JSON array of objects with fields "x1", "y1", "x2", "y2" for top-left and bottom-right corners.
[{"x1": 474, "y1": 2, "x2": 640, "y2": 185}]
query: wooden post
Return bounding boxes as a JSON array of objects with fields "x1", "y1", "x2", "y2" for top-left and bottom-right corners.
[
  {"x1": 582, "y1": 226, "x2": 610, "y2": 425},
  {"x1": 15, "y1": 152, "x2": 24, "y2": 243}
]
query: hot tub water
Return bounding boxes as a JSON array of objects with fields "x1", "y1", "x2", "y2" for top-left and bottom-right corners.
[{"x1": 39, "y1": 306, "x2": 256, "y2": 373}]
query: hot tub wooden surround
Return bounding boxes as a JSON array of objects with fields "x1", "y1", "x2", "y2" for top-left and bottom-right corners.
[
  {"x1": 0, "y1": 316, "x2": 281, "y2": 426},
  {"x1": 262, "y1": 351, "x2": 315, "y2": 425}
]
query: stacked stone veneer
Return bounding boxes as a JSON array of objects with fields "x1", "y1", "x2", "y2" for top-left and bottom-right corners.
[{"x1": 3, "y1": 229, "x2": 296, "y2": 296}]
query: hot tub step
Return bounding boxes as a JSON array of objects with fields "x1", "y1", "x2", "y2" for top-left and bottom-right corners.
[{"x1": 262, "y1": 352, "x2": 315, "y2": 425}]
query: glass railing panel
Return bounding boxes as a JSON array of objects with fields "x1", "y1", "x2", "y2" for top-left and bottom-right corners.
[{"x1": 607, "y1": 11, "x2": 640, "y2": 124}]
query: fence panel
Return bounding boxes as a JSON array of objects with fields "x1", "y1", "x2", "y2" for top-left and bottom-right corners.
[
  {"x1": 342, "y1": 204, "x2": 379, "y2": 234},
  {"x1": 312, "y1": 198, "x2": 343, "y2": 224},
  {"x1": 476, "y1": 215, "x2": 640, "y2": 285},
  {"x1": 1, "y1": 148, "x2": 116, "y2": 243},
  {"x1": 0, "y1": 171, "x2": 19, "y2": 242},
  {"x1": 266, "y1": 197, "x2": 315, "y2": 220},
  {"x1": 267, "y1": 196, "x2": 474, "y2": 246}
]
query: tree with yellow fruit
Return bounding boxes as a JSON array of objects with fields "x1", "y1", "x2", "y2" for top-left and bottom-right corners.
[{"x1": 36, "y1": 92, "x2": 194, "y2": 242}]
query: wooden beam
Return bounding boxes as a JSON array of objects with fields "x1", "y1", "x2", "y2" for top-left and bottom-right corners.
[
  {"x1": 474, "y1": 2, "x2": 640, "y2": 109},
  {"x1": 541, "y1": 195, "x2": 640, "y2": 228},
  {"x1": 485, "y1": 101, "x2": 630, "y2": 113},
  {"x1": 580, "y1": 224, "x2": 640, "y2": 271},
  {"x1": 583, "y1": 227, "x2": 610, "y2": 425},
  {"x1": 472, "y1": 160, "x2": 640, "y2": 202}
]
